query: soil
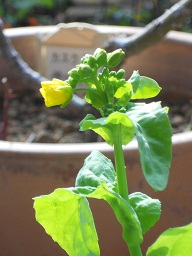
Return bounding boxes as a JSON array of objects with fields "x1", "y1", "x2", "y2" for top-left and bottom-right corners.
[{"x1": 0, "y1": 92, "x2": 192, "y2": 143}]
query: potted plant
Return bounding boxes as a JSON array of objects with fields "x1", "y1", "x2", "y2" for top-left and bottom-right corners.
[
  {"x1": 0, "y1": 24, "x2": 192, "y2": 256},
  {"x1": 33, "y1": 47, "x2": 192, "y2": 256}
]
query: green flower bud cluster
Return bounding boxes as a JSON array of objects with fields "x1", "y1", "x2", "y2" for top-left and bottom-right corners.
[
  {"x1": 66, "y1": 48, "x2": 125, "y2": 88},
  {"x1": 67, "y1": 68, "x2": 80, "y2": 88},
  {"x1": 65, "y1": 48, "x2": 131, "y2": 115},
  {"x1": 93, "y1": 48, "x2": 125, "y2": 68},
  {"x1": 98, "y1": 67, "x2": 130, "y2": 104},
  {"x1": 102, "y1": 102, "x2": 127, "y2": 117}
]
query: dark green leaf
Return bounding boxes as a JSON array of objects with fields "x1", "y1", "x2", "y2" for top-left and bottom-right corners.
[
  {"x1": 75, "y1": 150, "x2": 117, "y2": 189},
  {"x1": 75, "y1": 151, "x2": 143, "y2": 247},
  {"x1": 127, "y1": 102, "x2": 172, "y2": 191},
  {"x1": 105, "y1": 80, "x2": 115, "y2": 103},
  {"x1": 85, "y1": 89, "x2": 107, "y2": 109},
  {"x1": 147, "y1": 223, "x2": 192, "y2": 256},
  {"x1": 129, "y1": 192, "x2": 161, "y2": 234}
]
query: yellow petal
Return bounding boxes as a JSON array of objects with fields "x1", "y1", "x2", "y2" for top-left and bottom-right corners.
[{"x1": 40, "y1": 79, "x2": 73, "y2": 107}]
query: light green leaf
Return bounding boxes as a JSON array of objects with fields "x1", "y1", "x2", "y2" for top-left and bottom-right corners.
[
  {"x1": 85, "y1": 185, "x2": 143, "y2": 247},
  {"x1": 114, "y1": 81, "x2": 132, "y2": 99},
  {"x1": 129, "y1": 192, "x2": 161, "y2": 234},
  {"x1": 127, "y1": 102, "x2": 172, "y2": 191},
  {"x1": 34, "y1": 188, "x2": 100, "y2": 256},
  {"x1": 147, "y1": 223, "x2": 192, "y2": 256},
  {"x1": 131, "y1": 76, "x2": 161, "y2": 100},
  {"x1": 34, "y1": 184, "x2": 143, "y2": 254},
  {"x1": 116, "y1": 91, "x2": 132, "y2": 106},
  {"x1": 68, "y1": 185, "x2": 143, "y2": 248},
  {"x1": 128, "y1": 70, "x2": 140, "y2": 94},
  {"x1": 80, "y1": 113, "x2": 135, "y2": 146},
  {"x1": 34, "y1": 151, "x2": 143, "y2": 254}
]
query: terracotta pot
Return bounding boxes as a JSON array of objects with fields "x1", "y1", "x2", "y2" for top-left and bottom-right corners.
[{"x1": 0, "y1": 24, "x2": 192, "y2": 256}]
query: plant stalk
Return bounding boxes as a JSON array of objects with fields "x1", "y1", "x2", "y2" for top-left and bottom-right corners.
[
  {"x1": 113, "y1": 124, "x2": 143, "y2": 256},
  {"x1": 129, "y1": 245, "x2": 143, "y2": 256},
  {"x1": 113, "y1": 124, "x2": 129, "y2": 202}
]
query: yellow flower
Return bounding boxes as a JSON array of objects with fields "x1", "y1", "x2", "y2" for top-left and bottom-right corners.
[{"x1": 40, "y1": 79, "x2": 73, "y2": 107}]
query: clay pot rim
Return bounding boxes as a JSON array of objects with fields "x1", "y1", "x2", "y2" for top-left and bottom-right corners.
[
  {"x1": 0, "y1": 131, "x2": 191, "y2": 154},
  {"x1": 4, "y1": 23, "x2": 192, "y2": 45}
]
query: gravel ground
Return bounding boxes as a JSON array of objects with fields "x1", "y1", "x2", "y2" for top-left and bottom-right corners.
[{"x1": 1, "y1": 93, "x2": 192, "y2": 143}]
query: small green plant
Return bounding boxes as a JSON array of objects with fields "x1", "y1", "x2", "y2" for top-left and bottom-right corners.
[
  {"x1": 0, "y1": 0, "x2": 70, "y2": 27},
  {"x1": 33, "y1": 48, "x2": 192, "y2": 256}
]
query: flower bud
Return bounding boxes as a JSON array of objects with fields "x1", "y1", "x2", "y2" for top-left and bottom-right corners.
[
  {"x1": 87, "y1": 56, "x2": 97, "y2": 68},
  {"x1": 40, "y1": 79, "x2": 73, "y2": 108},
  {"x1": 107, "y1": 49, "x2": 125, "y2": 68},
  {"x1": 109, "y1": 71, "x2": 116, "y2": 77},
  {"x1": 101, "y1": 67, "x2": 109, "y2": 77},
  {"x1": 93, "y1": 48, "x2": 107, "y2": 67},
  {"x1": 68, "y1": 68, "x2": 79, "y2": 79},
  {"x1": 67, "y1": 77, "x2": 78, "y2": 89},
  {"x1": 81, "y1": 54, "x2": 92, "y2": 64},
  {"x1": 78, "y1": 64, "x2": 93, "y2": 79},
  {"x1": 116, "y1": 69, "x2": 125, "y2": 79}
]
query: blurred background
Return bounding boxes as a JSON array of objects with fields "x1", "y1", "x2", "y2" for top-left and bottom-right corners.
[{"x1": 0, "y1": 0, "x2": 192, "y2": 32}]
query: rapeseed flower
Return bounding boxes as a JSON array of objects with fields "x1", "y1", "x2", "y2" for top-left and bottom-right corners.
[{"x1": 40, "y1": 79, "x2": 73, "y2": 107}]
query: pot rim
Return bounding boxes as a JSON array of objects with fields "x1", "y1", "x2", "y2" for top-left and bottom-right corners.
[
  {"x1": 4, "y1": 23, "x2": 192, "y2": 45},
  {"x1": 0, "y1": 131, "x2": 191, "y2": 154}
]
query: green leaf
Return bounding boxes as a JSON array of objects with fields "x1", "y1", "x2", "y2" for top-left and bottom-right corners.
[
  {"x1": 34, "y1": 151, "x2": 143, "y2": 254},
  {"x1": 105, "y1": 80, "x2": 115, "y2": 103},
  {"x1": 80, "y1": 113, "x2": 135, "y2": 146},
  {"x1": 114, "y1": 81, "x2": 132, "y2": 99},
  {"x1": 85, "y1": 89, "x2": 107, "y2": 109},
  {"x1": 131, "y1": 76, "x2": 161, "y2": 100},
  {"x1": 127, "y1": 102, "x2": 172, "y2": 191},
  {"x1": 128, "y1": 70, "x2": 140, "y2": 94},
  {"x1": 76, "y1": 150, "x2": 117, "y2": 189},
  {"x1": 75, "y1": 151, "x2": 143, "y2": 247},
  {"x1": 129, "y1": 192, "x2": 161, "y2": 234},
  {"x1": 147, "y1": 223, "x2": 192, "y2": 256},
  {"x1": 116, "y1": 92, "x2": 132, "y2": 106},
  {"x1": 34, "y1": 188, "x2": 100, "y2": 256},
  {"x1": 86, "y1": 186, "x2": 143, "y2": 247}
]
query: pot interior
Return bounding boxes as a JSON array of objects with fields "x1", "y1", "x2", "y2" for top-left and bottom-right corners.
[{"x1": 0, "y1": 25, "x2": 192, "y2": 142}]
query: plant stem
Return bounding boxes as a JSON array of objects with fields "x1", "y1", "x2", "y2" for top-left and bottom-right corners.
[
  {"x1": 113, "y1": 124, "x2": 129, "y2": 202},
  {"x1": 113, "y1": 124, "x2": 143, "y2": 256},
  {"x1": 129, "y1": 245, "x2": 143, "y2": 256}
]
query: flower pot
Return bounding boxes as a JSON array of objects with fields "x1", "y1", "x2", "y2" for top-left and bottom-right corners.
[{"x1": 0, "y1": 24, "x2": 192, "y2": 256}]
